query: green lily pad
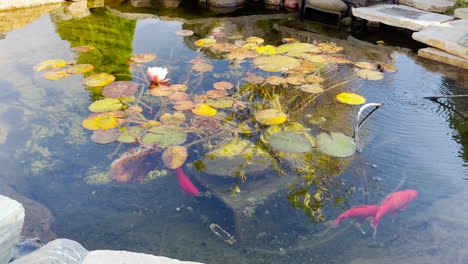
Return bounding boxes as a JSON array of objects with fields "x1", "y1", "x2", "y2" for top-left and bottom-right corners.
[
  {"x1": 206, "y1": 98, "x2": 234, "y2": 108},
  {"x1": 142, "y1": 127, "x2": 187, "y2": 147},
  {"x1": 82, "y1": 73, "x2": 115, "y2": 87},
  {"x1": 118, "y1": 127, "x2": 144, "y2": 143},
  {"x1": 269, "y1": 131, "x2": 312, "y2": 153},
  {"x1": 276, "y1": 43, "x2": 321, "y2": 55},
  {"x1": 102, "y1": 81, "x2": 138, "y2": 98},
  {"x1": 89, "y1": 98, "x2": 123, "y2": 113},
  {"x1": 66, "y1": 64, "x2": 94, "y2": 74},
  {"x1": 316, "y1": 132, "x2": 356, "y2": 158},
  {"x1": 253, "y1": 55, "x2": 300, "y2": 72}
]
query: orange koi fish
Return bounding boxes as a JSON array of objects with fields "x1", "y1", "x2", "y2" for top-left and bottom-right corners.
[{"x1": 174, "y1": 167, "x2": 200, "y2": 196}]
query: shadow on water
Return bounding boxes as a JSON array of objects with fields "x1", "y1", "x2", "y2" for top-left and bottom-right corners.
[{"x1": 0, "y1": 2, "x2": 467, "y2": 264}]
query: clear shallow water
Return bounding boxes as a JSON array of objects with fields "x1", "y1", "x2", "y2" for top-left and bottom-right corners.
[{"x1": 0, "y1": 3, "x2": 468, "y2": 264}]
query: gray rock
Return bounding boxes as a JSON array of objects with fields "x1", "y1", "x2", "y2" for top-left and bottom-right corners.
[
  {"x1": 412, "y1": 19, "x2": 468, "y2": 59},
  {"x1": 455, "y1": 8, "x2": 468, "y2": 19},
  {"x1": 83, "y1": 250, "x2": 204, "y2": 264},
  {"x1": 418, "y1": 47, "x2": 468, "y2": 69},
  {"x1": 0, "y1": 0, "x2": 64, "y2": 11},
  {"x1": 10, "y1": 239, "x2": 88, "y2": 264},
  {"x1": 0, "y1": 195, "x2": 24, "y2": 264},
  {"x1": 400, "y1": 0, "x2": 454, "y2": 13},
  {"x1": 352, "y1": 4, "x2": 454, "y2": 31},
  {"x1": 306, "y1": 0, "x2": 348, "y2": 12}
]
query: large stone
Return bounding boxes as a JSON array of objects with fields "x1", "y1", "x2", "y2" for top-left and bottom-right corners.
[
  {"x1": 454, "y1": 8, "x2": 468, "y2": 19},
  {"x1": 412, "y1": 19, "x2": 468, "y2": 59},
  {"x1": 400, "y1": 0, "x2": 454, "y2": 13},
  {"x1": 306, "y1": 0, "x2": 348, "y2": 12},
  {"x1": 67, "y1": 1, "x2": 91, "y2": 19},
  {"x1": 352, "y1": 4, "x2": 454, "y2": 31},
  {"x1": 0, "y1": 195, "x2": 24, "y2": 264},
  {"x1": 0, "y1": 0, "x2": 64, "y2": 11},
  {"x1": 10, "y1": 239, "x2": 88, "y2": 264},
  {"x1": 83, "y1": 250, "x2": 204, "y2": 264},
  {"x1": 418, "y1": 47, "x2": 468, "y2": 69},
  {"x1": 0, "y1": 3, "x2": 62, "y2": 33}
]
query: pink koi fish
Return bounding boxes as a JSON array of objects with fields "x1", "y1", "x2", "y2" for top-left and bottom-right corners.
[
  {"x1": 332, "y1": 205, "x2": 380, "y2": 227},
  {"x1": 174, "y1": 167, "x2": 200, "y2": 196},
  {"x1": 371, "y1": 189, "x2": 418, "y2": 238}
]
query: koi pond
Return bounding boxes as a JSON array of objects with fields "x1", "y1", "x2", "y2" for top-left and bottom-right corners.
[{"x1": 1, "y1": 2, "x2": 468, "y2": 263}]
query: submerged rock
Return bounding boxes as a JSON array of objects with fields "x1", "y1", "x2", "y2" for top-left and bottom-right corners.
[
  {"x1": 0, "y1": 195, "x2": 24, "y2": 264},
  {"x1": 10, "y1": 238, "x2": 44, "y2": 262},
  {"x1": 10, "y1": 239, "x2": 88, "y2": 264},
  {"x1": 83, "y1": 250, "x2": 205, "y2": 264}
]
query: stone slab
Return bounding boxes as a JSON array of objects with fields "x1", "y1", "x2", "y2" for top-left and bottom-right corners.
[
  {"x1": 0, "y1": 0, "x2": 64, "y2": 11},
  {"x1": 400, "y1": 0, "x2": 454, "y2": 13},
  {"x1": 10, "y1": 239, "x2": 88, "y2": 264},
  {"x1": 455, "y1": 8, "x2": 468, "y2": 19},
  {"x1": 418, "y1": 47, "x2": 468, "y2": 69},
  {"x1": 352, "y1": 4, "x2": 454, "y2": 31},
  {"x1": 412, "y1": 19, "x2": 468, "y2": 59},
  {"x1": 83, "y1": 250, "x2": 205, "y2": 264},
  {"x1": 0, "y1": 195, "x2": 24, "y2": 264}
]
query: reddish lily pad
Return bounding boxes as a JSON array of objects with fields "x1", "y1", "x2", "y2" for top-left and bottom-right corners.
[
  {"x1": 188, "y1": 57, "x2": 207, "y2": 64},
  {"x1": 102, "y1": 81, "x2": 138, "y2": 98},
  {"x1": 206, "y1": 90, "x2": 228, "y2": 99},
  {"x1": 213, "y1": 81, "x2": 234, "y2": 91},
  {"x1": 192, "y1": 63, "x2": 213, "y2": 73},
  {"x1": 125, "y1": 106, "x2": 143, "y2": 116},
  {"x1": 191, "y1": 116, "x2": 221, "y2": 131},
  {"x1": 82, "y1": 73, "x2": 115, "y2": 87},
  {"x1": 173, "y1": 100, "x2": 196, "y2": 111},
  {"x1": 266, "y1": 76, "x2": 287, "y2": 85},
  {"x1": 243, "y1": 73, "x2": 264, "y2": 84},
  {"x1": 168, "y1": 91, "x2": 189, "y2": 101},
  {"x1": 162, "y1": 145, "x2": 188, "y2": 169},
  {"x1": 286, "y1": 76, "x2": 306, "y2": 85},
  {"x1": 66, "y1": 64, "x2": 94, "y2": 74},
  {"x1": 227, "y1": 48, "x2": 257, "y2": 61},
  {"x1": 169, "y1": 84, "x2": 188, "y2": 92},
  {"x1": 149, "y1": 86, "x2": 171, "y2": 96},
  {"x1": 211, "y1": 32, "x2": 226, "y2": 38},
  {"x1": 72, "y1": 46, "x2": 95, "y2": 52},
  {"x1": 317, "y1": 43, "x2": 343, "y2": 53},
  {"x1": 91, "y1": 128, "x2": 120, "y2": 144},
  {"x1": 129, "y1": 53, "x2": 157, "y2": 63}
]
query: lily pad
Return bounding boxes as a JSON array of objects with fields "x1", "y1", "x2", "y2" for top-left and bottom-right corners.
[
  {"x1": 299, "y1": 84, "x2": 324, "y2": 94},
  {"x1": 173, "y1": 100, "x2": 196, "y2": 111},
  {"x1": 66, "y1": 64, "x2": 94, "y2": 74},
  {"x1": 194, "y1": 38, "x2": 216, "y2": 47},
  {"x1": 242, "y1": 72, "x2": 264, "y2": 84},
  {"x1": 317, "y1": 43, "x2": 343, "y2": 53},
  {"x1": 256, "y1": 45, "x2": 278, "y2": 55},
  {"x1": 149, "y1": 85, "x2": 171, "y2": 97},
  {"x1": 169, "y1": 84, "x2": 188, "y2": 91},
  {"x1": 168, "y1": 92, "x2": 190, "y2": 101},
  {"x1": 125, "y1": 106, "x2": 143, "y2": 116},
  {"x1": 34, "y1": 59, "x2": 67, "y2": 71},
  {"x1": 285, "y1": 60, "x2": 316, "y2": 74},
  {"x1": 72, "y1": 46, "x2": 95, "y2": 52},
  {"x1": 176, "y1": 30, "x2": 194, "y2": 36},
  {"x1": 286, "y1": 76, "x2": 305, "y2": 85},
  {"x1": 299, "y1": 54, "x2": 327, "y2": 63},
  {"x1": 143, "y1": 127, "x2": 187, "y2": 147},
  {"x1": 43, "y1": 70, "x2": 70, "y2": 80},
  {"x1": 277, "y1": 43, "x2": 321, "y2": 55},
  {"x1": 192, "y1": 63, "x2": 213, "y2": 73},
  {"x1": 305, "y1": 74, "x2": 325, "y2": 83},
  {"x1": 213, "y1": 81, "x2": 234, "y2": 90},
  {"x1": 82, "y1": 111, "x2": 126, "y2": 130},
  {"x1": 253, "y1": 55, "x2": 300, "y2": 72},
  {"x1": 191, "y1": 116, "x2": 221, "y2": 131},
  {"x1": 378, "y1": 62, "x2": 398, "y2": 73},
  {"x1": 206, "y1": 98, "x2": 234, "y2": 108},
  {"x1": 206, "y1": 90, "x2": 227, "y2": 98},
  {"x1": 255, "y1": 109, "x2": 287, "y2": 125},
  {"x1": 89, "y1": 98, "x2": 123, "y2": 113},
  {"x1": 160, "y1": 112, "x2": 186, "y2": 126},
  {"x1": 162, "y1": 146, "x2": 188, "y2": 169},
  {"x1": 192, "y1": 103, "x2": 217, "y2": 116},
  {"x1": 316, "y1": 132, "x2": 356, "y2": 158},
  {"x1": 130, "y1": 53, "x2": 157, "y2": 63},
  {"x1": 355, "y1": 61, "x2": 376, "y2": 70},
  {"x1": 269, "y1": 131, "x2": 312, "y2": 153},
  {"x1": 246, "y1": 36, "x2": 264, "y2": 44},
  {"x1": 226, "y1": 48, "x2": 257, "y2": 61},
  {"x1": 91, "y1": 128, "x2": 120, "y2": 144},
  {"x1": 211, "y1": 32, "x2": 226, "y2": 38},
  {"x1": 82, "y1": 73, "x2": 115, "y2": 87},
  {"x1": 102, "y1": 81, "x2": 138, "y2": 98},
  {"x1": 282, "y1": 38, "x2": 299, "y2": 43},
  {"x1": 211, "y1": 42, "x2": 237, "y2": 52},
  {"x1": 266, "y1": 76, "x2": 287, "y2": 85},
  {"x1": 188, "y1": 57, "x2": 207, "y2": 64},
  {"x1": 242, "y1": 43, "x2": 259, "y2": 50},
  {"x1": 356, "y1": 69, "x2": 384, "y2": 80},
  {"x1": 336, "y1": 93, "x2": 366, "y2": 105}
]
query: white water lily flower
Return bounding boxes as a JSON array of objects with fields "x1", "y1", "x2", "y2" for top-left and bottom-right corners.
[{"x1": 147, "y1": 67, "x2": 168, "y2": 83}]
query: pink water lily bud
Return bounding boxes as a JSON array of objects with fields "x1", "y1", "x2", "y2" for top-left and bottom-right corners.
[{"x1": 147, "y1": 67, "x2": 168, "y2": 83}]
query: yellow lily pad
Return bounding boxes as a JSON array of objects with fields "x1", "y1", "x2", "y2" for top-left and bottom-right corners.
[
  {"x1": 227, "y1": 48, "x2": 257, "y2": 61},
  {"x1": 192, "y1": 103, "x2": 217, "y2": 116},
  {"x1": 129, "y1": 53, "x2": 157, "y2": 63},
  {"x1": 246, "y1": 36, "x2": 264, "y2": 44},
  {"x1": 305, "y1": 74, "x2": 325, "y2": 83},
  {"x1": 82, "y1": 111, "x2": 126, "y2": 130},
  {"x1": 43, "y1": 70, "x2": 70, "y2": 80},
  {"x1": 82, "y1": 73, "x2": 115, "y2": 87},
  {"x1": 317, "y1": 43, "x2": 343, "y2": 53},
  {"x1": 66, "y1": 64, "x2": 94, "y2": 74},
  {"x1": 356, "y1": 69, "x2": 384, "y2": 80},
  {"x1": 277, "y1": 43, "x2": 321, "y2": 55},
  {"x1": 211, "y1": 42, "x2": 237, "y2": 52},
  {"x1": 256, "y1": 45, "x2": 278, "y2": 55},
  {"x1": 266, "y1": 76, "x2": 287, "y2": 85},
  {"x1": 34, "y1": 59, "x2": 67, "y2": 72},
  {"x1": 255, "y1": 109, "x2": 287, "y2": 125},
  {"x1": 89, "y1": 98, "x2": 123, "y2": 113},
  {"x1": 72, "y1": 46, "x2": 95, "y2": 52},
  {"x1": 355, "y1": 61, "x2": 376, "y2": 70},
  {"x1": 281, "y1": 38, "x2": 299, "y2": 43},
  {"x1": 336, "y1": 93, "x2": 366, "y2": 105},
  {"x1": 242, "y1": 43, "x2": 260, "y2": 50},
  {"x1": 253, "y1": 55, "x2": 300, "y2": 72},
  {"x1": 194, "y1": 38, "x2": 216, "y2": 47}
]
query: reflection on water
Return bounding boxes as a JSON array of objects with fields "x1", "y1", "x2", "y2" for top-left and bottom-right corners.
[{"x1": 0, "y1": 3, "x2": 467, "y2": 264}]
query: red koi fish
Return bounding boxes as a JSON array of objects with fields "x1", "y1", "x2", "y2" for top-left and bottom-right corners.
[
  {"x1": 332, "y1": 205, "x2": 380, "y2": 227},
  {"x1": 371, "y1": 189, "x2": 418, "y2": 238},
  {"x1": 174, "y1": 167, "x2": 200, "y2": 196}
]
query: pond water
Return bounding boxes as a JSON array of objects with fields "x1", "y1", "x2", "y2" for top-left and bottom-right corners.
[{"x1": 1, "y1": 2, "x2": 468, "y2": 264}]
